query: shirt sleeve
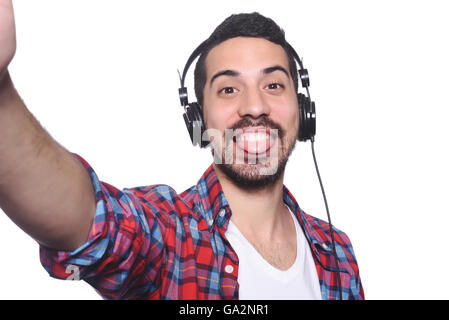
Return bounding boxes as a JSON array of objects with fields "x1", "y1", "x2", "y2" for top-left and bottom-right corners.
[{"x1": 39, "y1": 154, "x2": 165, "y2": 299}]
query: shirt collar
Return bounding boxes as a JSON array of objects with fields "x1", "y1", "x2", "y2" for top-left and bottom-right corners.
[
  {"x1": 195, "y1": 164, "x2": 230, "y2": 231},
  {"x1": 194, "y1": 165, "x2": 345, "y2": 275},
  {"x1": 282, "y1": 185, "x2": 334, "y2": 257},
  {"x1": 194, "y1": 164, "x2": 333, "y2": 252}
]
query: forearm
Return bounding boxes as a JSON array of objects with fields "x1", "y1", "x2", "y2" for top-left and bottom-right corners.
[{"x1": 0, "y1": 72, "x2": 96, "y2": 251}]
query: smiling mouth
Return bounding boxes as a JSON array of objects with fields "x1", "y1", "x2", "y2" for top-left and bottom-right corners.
[{"x1": 233, "y1": 126, "x2": 278, "y2": 155}]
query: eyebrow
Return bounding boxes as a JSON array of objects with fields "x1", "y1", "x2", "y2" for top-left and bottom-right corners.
[
  {"x1": 209, "y1": 70, "x2": 240, "y2": 87},
  {"x1": 263, "y1": 65, "x2": 290, "y2": 78},
  {"x1": 209, "y1": 65, "x2": 290, "y2": 88}
]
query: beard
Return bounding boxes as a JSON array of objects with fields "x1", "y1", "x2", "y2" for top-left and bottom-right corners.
[{"x1": 210, "y1": 116, "x2": 297, "y2": 191}]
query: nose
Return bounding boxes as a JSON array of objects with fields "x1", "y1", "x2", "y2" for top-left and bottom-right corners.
[{"x1": 237, "y1": 87, "x2": 271, "y2": 119}]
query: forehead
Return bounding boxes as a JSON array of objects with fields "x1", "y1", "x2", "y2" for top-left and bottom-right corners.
[{"x1": 205, "y1": 37, "x2": 290, "y2": 78}]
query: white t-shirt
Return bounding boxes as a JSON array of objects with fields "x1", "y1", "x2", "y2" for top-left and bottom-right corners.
[{"x1": 225, "y1": 206, "x2": 322, "y2": 300}]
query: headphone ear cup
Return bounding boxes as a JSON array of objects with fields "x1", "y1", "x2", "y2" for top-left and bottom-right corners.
[
  {"x1": 297, "y1": 93, "x2": 316, "y2": 141},
  {"x1": 309, "y1": 99, "x2": 316, "y2": 139},
  {"x1": 183, "y1": 102, "x2": 207, "y2": 148},
  {"x1": 297, "y1": 93, "x2": 307, "y2": 141}
]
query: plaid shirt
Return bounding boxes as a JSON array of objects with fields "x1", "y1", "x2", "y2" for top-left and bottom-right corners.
[{"x1": 40, "y1": 154, "x2": 364, "y2": 300}]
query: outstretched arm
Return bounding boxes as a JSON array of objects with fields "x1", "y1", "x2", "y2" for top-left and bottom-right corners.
[{"x1": 0, "y1": 0, "x2": 96, "y2": 251}]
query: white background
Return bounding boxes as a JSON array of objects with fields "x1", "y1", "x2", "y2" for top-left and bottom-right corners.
[{"x1": 1, "y1": 0, "x2": 448, "y2": 299}]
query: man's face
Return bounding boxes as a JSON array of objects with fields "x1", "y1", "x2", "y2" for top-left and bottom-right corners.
[{"x1": 202, "y1": 37, "x2": 299, "y2": 189}]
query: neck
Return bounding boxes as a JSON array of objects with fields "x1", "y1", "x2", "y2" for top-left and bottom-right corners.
[{"x1": 213, "y1": 164, "x2": 289, "y2": 240}]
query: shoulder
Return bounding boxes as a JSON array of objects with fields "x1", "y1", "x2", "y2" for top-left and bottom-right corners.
[
  {"x1": 123, "y1": 184, "x2": 198, "y2": 220},
  {"x1": 302, "y1": 210, "x2": 359, "y2": 267},
  {"x1": 302, "y1": 210, "x2": 354, "y2": 249},
  {"x1": 301, "y1": 209, "x2": 364, "y2": 298}
]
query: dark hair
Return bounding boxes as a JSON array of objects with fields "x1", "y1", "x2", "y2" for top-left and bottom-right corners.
[{"x1": 193, "y1": 12, "x2": 299, "y2": 107}]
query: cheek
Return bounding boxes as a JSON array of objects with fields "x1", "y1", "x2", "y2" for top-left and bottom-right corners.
[
  {"x1": 203, "y1": 107, "x2": 220, "y2": 132},
  {"x1": 292, "y1": 108, "x2": 300, "y2": 134},
  {"x1": 287, "y1": 103, "x2": 299, "y2": 123},
  {"x1": 202, "y1": 106, "x2": 235, "y2": 153},
  {"x1": 276, "y1": 102, "x2": 299, "y2": 138},
  {"x1": 203, "y1": 103, "x2": 235, "y2": 132}
]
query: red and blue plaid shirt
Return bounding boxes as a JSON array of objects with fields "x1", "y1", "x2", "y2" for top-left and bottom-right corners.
[{"x1": 40, "y1": 154, "x2": 364, "y2": 300}]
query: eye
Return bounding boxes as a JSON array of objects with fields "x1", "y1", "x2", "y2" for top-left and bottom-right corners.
[
  {"x1": 266, "y1": 82, "x2": 285, "y2": 90},
  {"x1": 219, "y1": 87, "x2": 239, "y2": 95}
]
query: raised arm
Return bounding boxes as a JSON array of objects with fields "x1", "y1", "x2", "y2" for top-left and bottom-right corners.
[{"x1": 0, "y1": 0, "x2": 96, "y2": 251}]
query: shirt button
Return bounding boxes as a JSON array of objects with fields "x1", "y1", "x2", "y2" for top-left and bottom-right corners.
[
  {"x1": 225, "y1": 265, "x2": 234, "y2": 274},
  {"x1": 219, "y1": 209, "x2": 226, "y2": 217}
]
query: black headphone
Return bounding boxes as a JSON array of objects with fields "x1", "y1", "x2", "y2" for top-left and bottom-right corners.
[{"x1": 178, "y1": 39, "x2": 316, "y2": 148}]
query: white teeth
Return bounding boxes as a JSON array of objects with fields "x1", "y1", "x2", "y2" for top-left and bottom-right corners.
[{"x1": 236, "y1": 132, "x2": 269, "y2": 142}]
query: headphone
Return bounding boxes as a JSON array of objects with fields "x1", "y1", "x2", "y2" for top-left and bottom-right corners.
[{"x1": 178, "y1": 39, "x2": 316, "y2": 147}]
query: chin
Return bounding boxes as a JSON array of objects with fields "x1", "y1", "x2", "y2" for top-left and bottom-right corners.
[{"x1": 216, "y1": 151, "x2": 291, "y2": 191}]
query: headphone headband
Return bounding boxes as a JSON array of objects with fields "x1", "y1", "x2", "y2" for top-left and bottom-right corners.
[{"x1": 179, "y1": 40, "x2": 208, "y2": 89}]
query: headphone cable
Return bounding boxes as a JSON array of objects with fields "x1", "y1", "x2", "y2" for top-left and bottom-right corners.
[{"x1": 310, "y1": 137, "x2": 343, "y2": 300}]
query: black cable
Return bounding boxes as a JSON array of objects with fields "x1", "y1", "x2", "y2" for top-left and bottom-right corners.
[{"x1": 310, "y1": 137, "x2": 343, "y2": 300}]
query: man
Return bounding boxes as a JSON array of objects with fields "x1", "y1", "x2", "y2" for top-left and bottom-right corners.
[{"x1": 0, "y1": 1, "x2": 363, "y2": 300}]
